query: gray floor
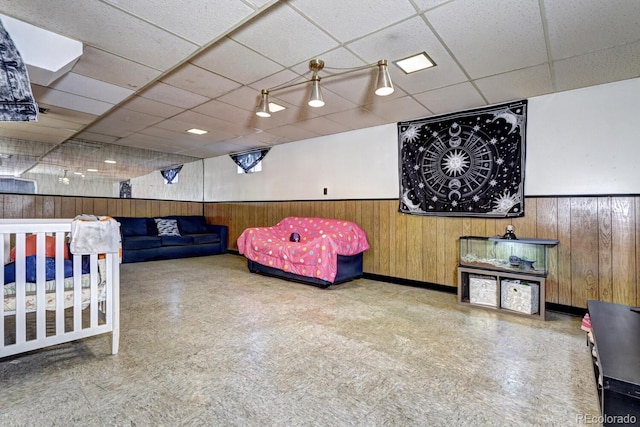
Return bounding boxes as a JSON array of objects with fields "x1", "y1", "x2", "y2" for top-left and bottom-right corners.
[{"x1": 0, "y1": 254, "x2": 600, "y2": 426}]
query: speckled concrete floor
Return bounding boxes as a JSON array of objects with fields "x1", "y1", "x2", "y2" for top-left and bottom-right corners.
[{"x1": 0, "y1": 254, "x2": 600, "y2": 426}]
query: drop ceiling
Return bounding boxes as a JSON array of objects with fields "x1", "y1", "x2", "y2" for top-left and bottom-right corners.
[{"x1": 0, "y1": 0, "x2": 639, "y2": 182}]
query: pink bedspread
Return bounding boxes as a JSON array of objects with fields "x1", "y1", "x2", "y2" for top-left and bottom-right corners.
[{"x1": 237, "y1": 217, "x2": 370, "y2": 283}]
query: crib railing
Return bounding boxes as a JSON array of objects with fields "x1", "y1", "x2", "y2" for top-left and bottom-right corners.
[{"x1": 0, "y1": 219, "x2": 119, "y2": 358}]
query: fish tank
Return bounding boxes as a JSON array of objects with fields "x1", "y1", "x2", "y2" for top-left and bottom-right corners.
[{"x1": 459, "y1": 236, "x2": 559, "y2": 276}]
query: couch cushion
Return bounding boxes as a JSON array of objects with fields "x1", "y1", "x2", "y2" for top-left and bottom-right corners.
[
  {"x1": 174, "y1": 216, "x2": 208, "y2": 234},
  {"x1": 190, "y1": 233, "x2": 220, "y2": 245},
  {"x1": 155, "y1": 218, "x2": 180, "y2": 236},
  {"x1": 161, "y1": 235, "x2": 193, "y2": 246},
  {"x1": 122, "y1": 236, "x2": 162, "y2": 250},
  {"x1": 116, "y1": 217, "x2": 149, "y2": 237}
]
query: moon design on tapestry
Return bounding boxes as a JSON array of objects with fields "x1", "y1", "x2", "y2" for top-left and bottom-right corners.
[{"x1": 398, "y1": 100, "x2": 527, "y2": 218}]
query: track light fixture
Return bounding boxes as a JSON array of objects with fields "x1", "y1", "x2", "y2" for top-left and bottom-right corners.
[{"x1": 255, "y1": 58, "x2": 394, "y2": 117}]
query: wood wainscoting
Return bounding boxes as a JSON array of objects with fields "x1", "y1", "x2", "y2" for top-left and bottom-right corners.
[
  {"x1": 1, "y1": 194, "x2": 203, "y2": 219},
  {"x1": 1, "y1": 193, "x2": 637, "y2": 309},
  {"x1": 205, "y1": 196, "x2": 640, "y2": 309}
]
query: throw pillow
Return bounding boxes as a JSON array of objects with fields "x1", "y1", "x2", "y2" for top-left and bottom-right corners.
[{"x1": 154, "y1": 218, "x2": 180, "y2": 236}]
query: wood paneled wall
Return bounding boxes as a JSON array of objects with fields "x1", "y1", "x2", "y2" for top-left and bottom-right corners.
[
  {"x1": 0, "y1": 194, "x2": 202, "y2": 219},
  {"x1": 2, "y1": 194, "x2": 637, "y2": 309},
  {"x1": 205, "y1": 196, "x2": 640, "y2": 309}
]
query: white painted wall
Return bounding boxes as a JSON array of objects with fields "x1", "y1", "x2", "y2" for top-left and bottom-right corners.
[
  {"x1": 204, "y1": 124, "x2": 399, "y2": 201},
  {"x1": 129, "y1": 160, "x2": 204, "y2": 201},
  {"x1": 26, "y1": 172, "x2": 117, "y2": 197},
  {"x1": 204, "y1": 77, "x2": 640, "y2": 201},
  {"x1": 525, "y1": 78, "x2": 640, "y2": 196}
]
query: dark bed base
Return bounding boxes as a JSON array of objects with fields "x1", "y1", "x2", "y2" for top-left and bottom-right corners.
[{"x1": 247, "y1": 253, "x2": 364, "y2": 289}]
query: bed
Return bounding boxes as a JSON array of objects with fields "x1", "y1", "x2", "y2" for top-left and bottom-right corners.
[
  {"x1": 237, "y1": 217, "x2": 370, "y2": 288},
  {"x1": 0, "y1": 218, "x2": 120, "y2": 359}
]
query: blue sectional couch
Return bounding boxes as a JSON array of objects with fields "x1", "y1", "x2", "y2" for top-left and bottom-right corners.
[{"x1": 114, "y1": 215, "x2": 228, "y2": 263}]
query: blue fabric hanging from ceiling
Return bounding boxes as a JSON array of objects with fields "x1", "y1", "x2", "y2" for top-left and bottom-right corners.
[
  {"x1": 0, "y1": 18, "x2": 38, "y2": 122},
  {"x1": 160, "y1": 165, "x2": 183, "y2": 184},
  {"x1": 230, "y1": 148, "x2": 270, "y2": 173}
]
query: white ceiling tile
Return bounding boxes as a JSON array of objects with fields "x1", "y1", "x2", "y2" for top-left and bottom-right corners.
[
  {"x1": 217, "y1": 86, "x2": 266, "y2": 111},
  {"x1": 288, "y1": 0, "x2": 417, "y2": 42},
  {"x1": 249, "y1": 69, "x2": 309, "y2": 106},
  {"x1": 120, "y1": 96, "x2": 184, "y2": 118},
  {"x1": 161, "y1": 64, "x2": 241, "y2": 99},
  {"x1": 153, "y1": 119, "x2": 237, "y2": 143},
  {"x1": 412, "y1": 0, "x2": 451, "y2": 13},
  {"x1": 102, "y1": 0, "x2": 257, "y2": 46},
  {"x1": 72, "y1": 132, "x2": 120, "y2": 144},
  {"x1": 0, "y1": 123, "x2": 74, "y2": 141},
  {"x1": 324, "y1": 107, "x2": 388, "y2": 130},
  {"x1": 230, "y1": 131, "x2": 289, "y2": 146},
  {"x1": 553, "y1": 41, "x2": 640, "y2": 92},
  {"x1": 84, "y1": 109, "x2": 164, "y2": 135},
  {"x1": 191, "y1": 38, "x2": 283, "y2": 85},
  {"x1": 230, "y1": 3, "x2": 339, "y2": 66},
  {"x1": 116, "y1": 133, "x2": 193, "y2": 152},
  {"x1": 193, "y1": 100, "x2": 255, "y2": 124},
  {"x1": 266, "y1": 124, "x2": 320, "y2": 141},
  {"x1": 0, "y1": 0, "x2": 200, "y2": 70},
  {"x1": 364, "y1": 96, "x2": 433, "y2": 123},
  {"x1": 32, "y1": 86, "x2": 114, "y2": 116},
  {"x1": 49, "y1": 73, "x2": 134, "y2": 104},
  {"x1": 35, "y1": 104, "x2": 98, "y2": 126},
  {"x1": 244, "y1": 0, "x2": 275, "y2": 7},
  {"x1": 347, "y1": 16, "x2": 467, "y2": 93},
  {"x1": 171, "y1": 111, "x2": 258, "y2": 138},
  {"x1": 425, "y1": 0, "x2": 547, "y2": 78},
  {"x1": 413, "y1": 82, "x2": 486, "y2": 116},
  {"x1": 71, "y1": 46, "x2": 162, "y2": 90},
  {"x1": 18, "y1": 114, "x2": 84, "y2": 133},
  {"x1": 292, "y1": 116, "x2": 353, "y2": 136},
  {"x1": 475, "y1": 64, "x2": 553, "y2": 104},
  {"x1": 139, "y1": 82, "x2": 210, "y2": 109},
  {"x1": 178, "y1": 142, "x2": 255, "y2": 158},
  {"x1": 545, "y1": 0, "x2": 640, "y2": 60}
]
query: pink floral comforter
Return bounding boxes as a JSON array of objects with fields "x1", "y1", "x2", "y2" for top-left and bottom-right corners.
[{"x1": 237, "y1": 217, "x2": 370, "y2": 283}]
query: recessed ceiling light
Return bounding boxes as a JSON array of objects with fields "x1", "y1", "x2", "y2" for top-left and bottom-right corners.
[
  {"x1": 269, "y1": 102, "x2": 286, "y2": 113},
  {"x1": 87, "y1": 168, "x2": 98, "y2": 172},
  {"x1": 394, "y1": 52, "x2": 436, "y2": 74},
  {"x1": 187, "y1": 128, "x2": 208, "y2": 135},
  {"x1": 104, "y1": 159, "x2": 116, "y2": 164},
  {"x1": 73, "y1": 171, "x2": 83, "y2": 175}
]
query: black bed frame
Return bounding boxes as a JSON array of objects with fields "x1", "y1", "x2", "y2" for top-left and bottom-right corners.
[{"x1": 247, "y1": 253, "x2": 364, "y2": 288}]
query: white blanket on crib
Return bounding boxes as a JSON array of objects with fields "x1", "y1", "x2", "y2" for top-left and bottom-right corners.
[{"x1": 70, "y1": 215, "x2": 121, "y2": 255}]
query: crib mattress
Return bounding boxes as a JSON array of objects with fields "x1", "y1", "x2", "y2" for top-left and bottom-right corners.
[{"x1": 3, "y1": 260, "x2": 106, "y2": 314}]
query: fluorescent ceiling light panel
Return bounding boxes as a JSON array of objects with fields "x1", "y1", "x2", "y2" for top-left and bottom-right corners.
[
  {"x1": 394, "y1": 52, "x2": 436, "y2": 74},
  {"x1": 86, "y1": 168, "x2": 98, "y2": 172},
  {"x1": 1, "y1": 14, "x2": 83, "y2": 86},
  {"x1": 104, "y1": 159, "x2": 117, "y2": 164},
  {"x1": 187, "y1": 128, "x2": 208, "y2": 135},
  {"x1": 269, "y1": 102, "x2": 286, "y2": 113}
]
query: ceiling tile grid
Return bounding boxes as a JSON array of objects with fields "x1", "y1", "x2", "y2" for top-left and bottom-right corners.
[{"x1": 0, "y1": 0, "x2": 639, "y2": 182}]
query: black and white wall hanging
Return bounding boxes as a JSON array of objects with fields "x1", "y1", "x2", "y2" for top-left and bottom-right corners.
[
  {"x1": 398, "y1": 100, "x2": 527, "y2": 218},
  {"x1": 0, "y1": 19, "x2": 38, "y2": 122},
  {"x1": 230, "y1": 148, "x2": 270, "y2": 173},
  {"x1": 161, "y1": 165, "x2": 183, "y2": 184}
]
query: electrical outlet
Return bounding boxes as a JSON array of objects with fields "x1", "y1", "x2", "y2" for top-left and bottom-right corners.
[{"x1": 323, "y1": 187, "x2": 328, "y2": 195}]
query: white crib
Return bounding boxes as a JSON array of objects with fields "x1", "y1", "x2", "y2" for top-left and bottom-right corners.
[{"x1": 0, "y1": 219, "x2": 120, "y2": 358}]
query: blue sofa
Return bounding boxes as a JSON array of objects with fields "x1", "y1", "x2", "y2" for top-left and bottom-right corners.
[{"x1": 114, "y1": 215, "x2": 228, "y2": 263}]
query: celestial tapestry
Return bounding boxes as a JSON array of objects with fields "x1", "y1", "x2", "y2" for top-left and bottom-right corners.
[{"x1": 398, "y1": 100, "x2": 527, "y2": 217}]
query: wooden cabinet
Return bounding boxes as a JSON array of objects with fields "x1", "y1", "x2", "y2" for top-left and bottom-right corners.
[{"x1": 457, "y1": 236, "x2": 558, "y2": 320}]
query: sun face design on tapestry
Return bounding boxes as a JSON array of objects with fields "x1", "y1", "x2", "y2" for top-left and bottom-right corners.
[{"x1": 398, "y1": 100, "x2": 527, "y2": 217}]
